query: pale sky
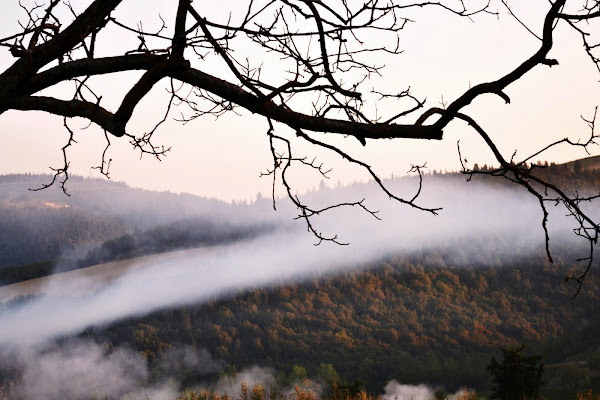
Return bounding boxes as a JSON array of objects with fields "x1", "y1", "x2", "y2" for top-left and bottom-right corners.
[{"x1": 0, "y1": 0, "x2": 599, "y2": 202}]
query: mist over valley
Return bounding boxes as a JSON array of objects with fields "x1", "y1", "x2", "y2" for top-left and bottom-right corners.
[{"x1": 1, "y1": 163, "x2": 600, "y2": 399}]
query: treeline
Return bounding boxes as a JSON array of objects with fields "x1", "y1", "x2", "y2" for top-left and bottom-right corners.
[
  {"x1": 0, "y1": 202, "x2": 128, "y2": 268},
  {"x1": 98, "y1": 248, "x2": 600, "y2": 395},
  {"x1": 179, "y1": 381, "x2": 481, "y2": 400},
  {"x1": 2, "y1": 160, "x2": 598, "y2": 271},
  {"x1": 0, "y1": 173, "x2": 250, "y2": 227},
  {"x1": 456, "y1": 158, "x2": 600, "y2": 195},
  {"x1": 0, "y1": 173, "x2": 274, "y2": 276},
  {"x1": 75, "y1": 218, "x2": 275, "y2": 269},
  {"x1": 0, "y1": 260, "x2": 56, "y2": 286},
  {"x1": 0, "y1": 218, "x2": 275, "y2": 285}
]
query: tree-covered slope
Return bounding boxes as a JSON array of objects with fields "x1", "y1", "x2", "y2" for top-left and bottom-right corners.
[
  {"x1": 0, "y1": 174, "x2": 273, "y2": 271},
  {"x1": 98, "y1": 248, "x2": 600, "y2": 393}
]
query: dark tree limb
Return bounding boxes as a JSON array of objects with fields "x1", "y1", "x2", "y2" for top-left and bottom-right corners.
[{"x1": 1, "y1": 0, "x2": 600, "y2": 288}]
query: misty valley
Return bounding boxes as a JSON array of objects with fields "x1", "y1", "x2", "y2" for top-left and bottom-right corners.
[{"x1": 1, "y1": 162, "x2": 600, "y2": 400}]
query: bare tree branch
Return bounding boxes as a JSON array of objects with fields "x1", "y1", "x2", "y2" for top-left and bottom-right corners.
[{"x1": 1, "y1": 0, "x2": 600, "y2": 291}]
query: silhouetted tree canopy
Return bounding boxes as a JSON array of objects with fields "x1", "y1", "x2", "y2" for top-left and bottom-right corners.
[
  {"x1": 488, "y1": 345, "x2": 545, "y2": 400},
  {"x1": 1, "y1": 0, "x2": 600, "y2": 283}
]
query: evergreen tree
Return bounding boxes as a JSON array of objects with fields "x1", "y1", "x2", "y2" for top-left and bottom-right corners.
[{"x1": 487, "y1": 345, "x2": 544, "y2": 400}]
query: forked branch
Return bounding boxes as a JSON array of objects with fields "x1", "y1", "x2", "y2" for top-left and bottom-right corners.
[{"x1": 1, "y1": 0, "x2": 600, "y2": 288}]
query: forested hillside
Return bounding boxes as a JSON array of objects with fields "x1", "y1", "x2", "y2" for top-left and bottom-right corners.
[
  {"x1": 2, "y1": 160, "x2": 600, "y2": 399},
  {"x1": 96, "y1": 247, "x2": 600, "y2": 395},
  {"x1": 0, "y1": 174, "x2": 274, "y2": 273},
  {"x1": 0, "y1": 198, "x2": 128, "y2": 267},
  {"x1": 0, "y1": 174, "x2": 240, "y2": 228},
  {"x1": 2, "y1": 158, "x2": 597, "y2": 270}
]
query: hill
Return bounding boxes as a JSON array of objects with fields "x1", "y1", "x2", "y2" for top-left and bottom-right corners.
[
  {"x1": 2, "y1": 160, "x2": 600, "y2": 398},
  {"x1": 1, "y1": 157, "x2": 596, "y2": 271},
  {"x1": 0, "y1": 174, "x2": 276, "y2": 273},
  {"x1": 562, "y1": 155, "x2": 600, "y2": 173},
  {"x1": 0, "y1": 174, "x2": 235, "y2": 226},
  {"x1": 94, "y1": 247, "x2": 600, "y2": 396}
]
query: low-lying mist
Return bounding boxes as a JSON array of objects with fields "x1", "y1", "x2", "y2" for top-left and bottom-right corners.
[
  {"x1": 0, "y1": 176, "x2": 587, "y2": 348},
  {"x1": 0, "y1": 339, "x2": 222, "y2": 400},
  {"x1": 0, "y1": 338, "x2": 475, "y2": 400}
]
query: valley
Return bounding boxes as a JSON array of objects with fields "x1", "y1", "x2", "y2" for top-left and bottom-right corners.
[{"x1": 1, "y1": 163, "x2": 600, "y2": 399}]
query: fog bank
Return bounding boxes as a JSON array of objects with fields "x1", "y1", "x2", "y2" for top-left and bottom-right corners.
[
  {"x1": 0, "y1": 178, "x2": 584, "y2": 346},
  {"x1": 0, "y1": 340, "x2": 224, "y2": 400},
  {"x1": 0, "y1": 339, "x2": 474, "y2": 400}
]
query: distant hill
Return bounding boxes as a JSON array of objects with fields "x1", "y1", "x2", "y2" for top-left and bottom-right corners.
[
  {"x1": 2, "y1": 156, "x2": 599, "y2": 276},
  {"x1": 0, "y1": 174, "x2": 246, "y2": 228},
  {"x1": 0, "y1": 174, "x2": 277, "y2": 270},
  {"x1": 2, "y1": 161, "x2": 600, "y2": 398},
  {"x1": 0, "y1": 196, "x2": 128, "y2": 268},
  {"x1": 562, "y1": 155, "x2": 600, "y2": 172}
]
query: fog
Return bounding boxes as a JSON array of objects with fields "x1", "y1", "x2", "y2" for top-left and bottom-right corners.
[
  {"x1": 0, "y1": 340, "x2": 222, "y2": 400},
  {"x1": 214, "y1": 365, "x2": 279, "y2": 396},
  {"x1": 382, "y1": 382, "x2": 435, "y2": 400},
  {"x1": 0, "y1": 177, "x2": 584, "y2": 347},
  {"x1": 0, "y1": 338, "x2": 470, "y2": 400},
  {"x1": 382, "y1": 381, "x2": 475, "y2": 400}
]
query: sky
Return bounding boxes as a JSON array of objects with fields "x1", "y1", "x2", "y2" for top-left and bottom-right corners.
[{"x1": 0, "y1": 0, "x2": 599, "y2": 202}]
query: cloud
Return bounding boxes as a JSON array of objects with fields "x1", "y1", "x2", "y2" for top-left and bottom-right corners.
[
  {"x1": 0, "y1": 340, "x2": 225, "y2": 400},
  {"x1": 0, "y1": 177, "x2": 583, "y2": 346},
  {"x1": 156, "y1": 345, "x2": 225, "y2": 380},
  {"x1": 214, "y1": 366, "x2": 278, "y2": 397},
  {"x1": 382, "y1": 381, "x2": 434, "y2": 400},
  {"x1": 2, "y1": 340, "x2": 148, "y2": 400},
  {"x1": 381, "y1": 381, "x2": 479, "y2": 400}
]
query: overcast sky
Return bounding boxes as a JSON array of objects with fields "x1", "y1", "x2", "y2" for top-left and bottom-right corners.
[{"x1": 0, "y1": 0, "x2": 599, "y2": 202}]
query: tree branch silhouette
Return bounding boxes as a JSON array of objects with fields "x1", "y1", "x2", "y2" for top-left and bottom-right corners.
[{"x1": 1, "y1": 0, "x2": 600, "y2": 289}]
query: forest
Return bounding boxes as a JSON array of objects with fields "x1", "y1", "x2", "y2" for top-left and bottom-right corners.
[
  {"x1": 0, "y1": 174, "x2": 275, "y2": 283},
  {"x1": 93, "y1": 247, "x2": 600, "y2": 398},
  {"x1": 1, "y1": 162, "x2": 600, "y2": 399}
]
